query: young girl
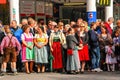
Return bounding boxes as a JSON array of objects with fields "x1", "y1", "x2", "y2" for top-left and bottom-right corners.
[
  {"x1": 113, "y1": 31, "x2": 120, "y2": 70},
  {"x1": 105, "y1": 43, "x2": 117, "y2": 71}
]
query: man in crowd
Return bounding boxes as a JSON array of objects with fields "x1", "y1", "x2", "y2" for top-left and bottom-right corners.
[
  {"x1": 104, "y1": 17, "x2": 114, "y2": 35},
  {"x1": 10, "y1": 20, "x2": 23, "y2": 72}
]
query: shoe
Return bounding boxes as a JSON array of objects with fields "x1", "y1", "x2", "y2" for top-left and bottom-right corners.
[
  {"x1": 12, "y1": 72, "x2": 18, "y2": 76},
  {"x1": 91, "y1": 69, "x2": 96, "y2": 72},
  {"x1": 26, "y1": 71, "x2": 30, "y2": 74},
  {"x1": 75, "y1": 71, "x2": 80, "y2": 74},
  {"x1": 67, "y1": 71, "x2": 75, "y2": 74},
  {"x1": 95, "y1": 68, "x2": 103, "y2": 72},
  {"x1": 80, "y1": 71, "x2": 84, "y2": 74},
  {"x1": 0, "y1": 72, "x2": 6, "y2": 76}
]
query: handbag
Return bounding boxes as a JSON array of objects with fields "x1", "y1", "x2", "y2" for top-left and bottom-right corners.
[{"x1": 67, "y1": 49, "x2": 73, "y2": 55}]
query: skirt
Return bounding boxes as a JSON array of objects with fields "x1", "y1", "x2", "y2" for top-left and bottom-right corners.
[
  {"x1": 52, "y1": 42, "x2": 63, "y2": 69},
  {"x1": 34, "y1": 42, "x2": 48, "y2": 64},
  {"x1": 106, "y1": 54, "x2": 117, "y2": 64},
  {"x1": 78, "y1": 45, "x2": 89, "y2": 61},
  {"x1": 22, "y1": 42, "x2": 34, "y2": 62},
  {"x1": 66, "y1": 49, "x2": 80, "y2": 71}
]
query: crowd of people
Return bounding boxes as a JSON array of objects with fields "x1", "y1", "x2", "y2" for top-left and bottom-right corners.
[{"x1": 0, "y1": 17, "x2": 120, "y2": 75}]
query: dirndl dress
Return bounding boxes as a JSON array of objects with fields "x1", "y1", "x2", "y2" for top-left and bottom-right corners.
[
  {"x1": 52, "y1": 36, "x2": 63, "y2": 69},
  {"x1": 21, "y1": 33, "x2": 34, "y2": 62},
  {"x1": 34, "y1": 34, "x2": 48, "y2": 64},
  {"x1": 78, "y1": 45, "x2": 89, "y2": 61}
]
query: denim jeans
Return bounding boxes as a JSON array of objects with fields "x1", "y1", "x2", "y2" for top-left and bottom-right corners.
[{"x1": 91, "y1": 47, "x2": 100, "y2": 69}]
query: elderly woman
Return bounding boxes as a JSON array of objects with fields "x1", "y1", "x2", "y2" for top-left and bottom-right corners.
[
  {"x1": 21, "y1": 25, "x2": 34, "y2": 74},
  {"x1": 0, "y1": 25, "x2": 21, "y2": 75}
]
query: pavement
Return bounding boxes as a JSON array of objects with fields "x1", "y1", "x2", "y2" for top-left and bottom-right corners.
[{"x1": 0, "y1": 71, "x2": 120, "y2": 80}]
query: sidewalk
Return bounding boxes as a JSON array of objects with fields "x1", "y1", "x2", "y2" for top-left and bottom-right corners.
[{"x1": 0, "y1": 71, "x2": 120, "y2": 80}]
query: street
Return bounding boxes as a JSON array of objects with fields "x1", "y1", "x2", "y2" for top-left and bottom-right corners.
[{"x1": 0, "y1": 71, "x2": 120, "y2": 80}]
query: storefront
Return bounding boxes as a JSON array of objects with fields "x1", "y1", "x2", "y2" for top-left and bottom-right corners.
[{"x1": 0, "y1": 0, "x2": 120, "y2": 25}]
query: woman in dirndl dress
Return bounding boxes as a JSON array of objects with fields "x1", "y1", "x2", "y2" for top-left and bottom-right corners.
[
  {"x1": 34, "y1": 26, "x2": 48, "y2": 73},
  {"x1": 66, "y1": 28, "x2": 80, "y2": 74},
  {"x1": 21, "y1": 25, "x2": 34, "y2": 74},
  {"x1": 75, "y1": 23, "x2": 89, "y2": 73},
  {"x1": 49, "y1": 25, "x2": 63, "y2": 71}
]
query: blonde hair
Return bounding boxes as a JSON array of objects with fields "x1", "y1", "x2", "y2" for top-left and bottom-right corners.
[
  {"x1": 4, "y1": 25, "x2": 11, "y2": 34},
  {"x1": 58, "y1": 22, "x2": 64, "y2": 27}
]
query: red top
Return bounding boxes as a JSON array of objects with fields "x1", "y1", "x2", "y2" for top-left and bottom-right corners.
[{"x1": 104, "y1": 22, "x2": 113, "y2": 35}]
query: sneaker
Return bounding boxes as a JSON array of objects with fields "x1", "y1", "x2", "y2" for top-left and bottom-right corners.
[
  {"x1": 91, "y1": 69, "x2": 96, "y2": 72},
  {"x1": 96, "y1": 68, "x2": 103, "y2": 72},
  {"x1": 94, "y1": 68, "x2": 103, "y2": 72}
]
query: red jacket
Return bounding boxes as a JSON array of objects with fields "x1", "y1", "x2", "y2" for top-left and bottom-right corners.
[{"x1": 104, "y1": 22, "x2": 112, "y2": 35}]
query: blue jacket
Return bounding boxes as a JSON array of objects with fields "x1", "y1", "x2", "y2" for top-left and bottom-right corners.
[
  {"x1": 88, "y1": 30, "x2": 99, "y2": 48},
  {"x1": 10, "y1": 27, "x2": 23, "y2": 43}
]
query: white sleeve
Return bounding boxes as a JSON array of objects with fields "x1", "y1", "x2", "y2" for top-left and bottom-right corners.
[
  {"x1": 21, "y1": 34, "x2": 25, "y2": 40},
  {"x1": 34, "y1": 34, "x2": 38, "y2": 39},
  {"x1": 44, "y1": 34, "x2": 48, "y2": 38}
]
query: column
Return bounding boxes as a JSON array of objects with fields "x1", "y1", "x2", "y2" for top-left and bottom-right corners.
[
  {"x1": 9, "y1": 0, "x2": 20, "y2": 24},
  {"x1": 87, "y1": 0, "x2": 97, "y2": 26},
  {"x1": 105, "y1": 0, "x2": 113, "y2": 21},
  {"x1": 105, "y1": 0, "x2": 113, "y2": 29}
]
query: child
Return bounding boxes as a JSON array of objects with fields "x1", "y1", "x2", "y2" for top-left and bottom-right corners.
[
  {"x1": 0, "y1": 25, "x2": 21, "y2": 75},
  {"x1": 105, "y1": 43, "x2": 117, "y2": 72},
  {"x1": 113, "y1": 31, "x2": 120, "y2": 70}
]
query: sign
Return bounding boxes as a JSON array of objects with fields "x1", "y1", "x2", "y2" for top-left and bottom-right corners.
[
  {"x1": 89, "y1": 13, "x2": 93, "y2": 18},
  {"x1": 97, "y1": 0, "x2": 111, "y2": 6},
  {"x1": 12, "y1": 8, "x2": 16, "y2": 20},
  {"x1": 0, "y1": 0, "x2": 6, "y2": 4},
  {"x1": 52, "y1": 0, "x2": 86, "y2": 3},
  {"x1": 36, "y1": 1, "x2": 45, "y2": 16},
  {"x1": 45, "y1": 2, "x2": 53, "y2": 17},
  {"x1": 20, "y1": 0, "x2": 35, "y2": 16},
  {"x1": 87, "y1": 12, "x2": 96, "y2": 26}
]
